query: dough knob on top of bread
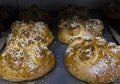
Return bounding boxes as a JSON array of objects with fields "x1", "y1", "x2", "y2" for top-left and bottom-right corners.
[{"x1": 65, "y1": 37, "x2": 120, "y2": 83}]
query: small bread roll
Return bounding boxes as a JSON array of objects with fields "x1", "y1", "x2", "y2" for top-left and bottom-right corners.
[
  {"x1": 9, "y1": 21, "x2": 53, "y2": 47},
  {"x1": 65, "y1": 37, "x2": 120, "y2": 83},
  {"x1": 103, "y1": 1, "x2": 120, "y2": 20},
  {"x1": 18, "y1": 5, "x2": 50, "y2": 24},
  {"x1": 0, "y1": 21, "x2": 55, "y2": 82},
  {"x1": 58, "y1": 17, "x2": 103, "y2": 44}
]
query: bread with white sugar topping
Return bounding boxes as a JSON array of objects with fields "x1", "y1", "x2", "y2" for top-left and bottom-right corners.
[
  {"x1": 0, "y1": 21, "x2": 55, "y2": 82},
  {"x1": 58, "y1": 17, "x2": 103, "y2": 44},
  {"x1": 65, "y1": 37, "x2": 120, "y2": 83}
]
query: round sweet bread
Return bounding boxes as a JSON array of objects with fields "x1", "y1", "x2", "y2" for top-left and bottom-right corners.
[
  {"x1": 9, "y1": 21, "x2": 54, "y2": 47},
  {"x1": 18, "y1": 5, "x2": 50, "y2": 24},
  {"x1": 0, "y1": 21, "x2": 55, "y2": 82},
  {"x1": 58, "y1": 17, "x2": 103, "y2": 44},
  {"x1": 103, "y1": 1, "x2": 120, "y2": 20},
  {"x1": 0, "y1": 45, "x2": 55, "y2": 82},
  {"x1": 58, "y1": 5, "x2": 90, "y2": 21},
  {"x1": 65, "y1": 38, "x2": 120, "y2": 83}
]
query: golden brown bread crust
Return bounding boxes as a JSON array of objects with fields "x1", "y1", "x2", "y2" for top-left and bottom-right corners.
[
  {"x1": 65, "y1": 38, "x2": 120, "y2": 83},
  {"x1": 18, "y1": 5, "x2": 50, "y2": 24},
  {"x1": 10, "y1": 21, "x2": 53, "y2": 47},
  {"x1": 103, "y1": 1, "x2": 120, "y2": 20},
  {"x1": 58, "y1": 17, "x2": 103, "y2": 44},
  {"x1": 0, "y1": 46, "x2": 55, "y2": 82},
  {"x1": 0, "y1": 21, "x2": 55, "y2": 82}
]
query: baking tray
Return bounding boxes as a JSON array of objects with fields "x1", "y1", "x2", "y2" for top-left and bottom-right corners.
[{"x1": 0, "y1": 11, "x2": 120, "y2": 84}]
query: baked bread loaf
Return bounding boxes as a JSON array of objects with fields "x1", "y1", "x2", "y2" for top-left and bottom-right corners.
[
  {"x1": 65, "y1": 37, "x2": 120, "y2": 83},
  {"x1": 10, "y1": 21, "x2": 54, "y2": 46},
  {"x1": 58, "y1": 5, "x2": 90, "y2": 21},
  {"x1": 0, "y1": 21, "x2": 55, "y2": 82},
  {"x1": 18, "y1": 5, "x2": 50, "y2": 24},
  {"x1": 0, "y1": 6, "x2": 15, "y2": 27},
  {"x1": 58, "y1": 17, "x2": 103, "y2": 44},
  {"x1": 103, "y1": 1, "x2": 120, "y2": 20}
]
